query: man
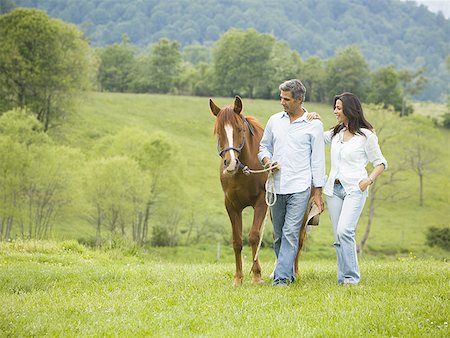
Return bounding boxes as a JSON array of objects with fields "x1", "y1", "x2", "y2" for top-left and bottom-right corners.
[{"x1": 258, "y1": 79, "x2": 326, "y2": 286}]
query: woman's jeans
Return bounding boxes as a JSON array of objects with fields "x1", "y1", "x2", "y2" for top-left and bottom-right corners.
[
  {"x1": 270, "y1": 189, "x2": 310, "y2": 285},
  {"x1": 326, "y1": 182, "x2": 367, "y2": 284}
]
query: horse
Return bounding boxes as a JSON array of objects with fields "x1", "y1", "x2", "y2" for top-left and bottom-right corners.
[{"x1": 209, "y1": 96, "x2": 312, "y2": 287}]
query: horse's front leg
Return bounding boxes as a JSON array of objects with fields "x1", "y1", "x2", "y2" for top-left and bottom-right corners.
[
  {"x1": 225, "y1": 199, "x2": 243, "y2": 287},
  {"x1": 248, "y1": 194, "x2": 268, "y2": 284}
]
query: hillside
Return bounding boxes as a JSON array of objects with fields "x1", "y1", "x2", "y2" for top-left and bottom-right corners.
[
  {"x1": 46, "y1": 92, "x2": 450, "y2": 258},
  {"x1": 12, "y1": 0, "x2": 450, "y2": 102}
]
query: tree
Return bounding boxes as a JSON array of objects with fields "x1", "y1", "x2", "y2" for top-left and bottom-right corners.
[
  {"x1": 88, "y1": 128, "x2": 176, "y2": 246},
  {"x1": 368, "y1": 65, "x2": 403, "y2": 112},
  {"x1": 301, "y1": 56, "x2": 327, "y2": 103},
  {"x1": 261, "y1": 40, "x2": 302, "y2": 99},
  {"x1": 398, "y1": 68, "x2": 428, "y2": 116},
  {"x1": 401, "y1": 116, "x2": 443, "y2": 207},
  {"x1": 212, "y1": 28, "x2": 276, "y2": 98},
  {"x1": 24, "y1": 144, "x2": 83, "y2": 240},
  {"x1": 0, "y1": 8, "x2": 95, "y2": 131},
  {"x1": 182, "y1": 44, "x2": 211, "y2": 65},
  {"x1": 357, "y1": 105, "x2": 407, "y2": 253},
  {"x1": 325, "y1": 45, "x2": 371, "y2": 102},
  {"x1": 146, "y1": 38, "x2": 182, "y2": 93},
  {"x1": 97, "y1": 35, "x2": 137, "y2": 92},
  {"x1": 0, "y1": 110, "x2": 82, "y2": 240},
  {"x1": 84, "y1": 156, "x2": 148, "y2": 246}
]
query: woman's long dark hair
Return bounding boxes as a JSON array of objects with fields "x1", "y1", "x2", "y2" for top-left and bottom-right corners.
[{"x1": 331, "y1": 92, "x2": 373, "y2": 137}]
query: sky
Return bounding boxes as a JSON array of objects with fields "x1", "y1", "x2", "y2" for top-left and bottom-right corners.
[{"x1": 402, "y1": 0, "x2": 450, "y2": 18}]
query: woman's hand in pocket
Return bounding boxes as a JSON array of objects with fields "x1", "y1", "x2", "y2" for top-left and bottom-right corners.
[{"x1": 358, "y1": 178, "x2": 372, "y2": 192}]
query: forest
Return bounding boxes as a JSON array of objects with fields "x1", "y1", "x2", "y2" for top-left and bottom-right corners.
[{"x1": 10, "y1": 0, "x2": 450, "y2": 102}]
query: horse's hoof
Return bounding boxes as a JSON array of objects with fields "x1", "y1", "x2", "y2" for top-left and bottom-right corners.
[
  {"x1": 251, "y1": 277, "x2": 264, "y2": 285},
  {"x1": 234, "y1": 278, "x2": 243, "y2": 288}
]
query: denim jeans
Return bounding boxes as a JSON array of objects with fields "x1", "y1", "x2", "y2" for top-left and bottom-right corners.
[
  {"x1": 326, "y1": 182, "x2": 367, "y2": 285},
  {"x1": 271, "y1": 189, "x2": 310, "y2": 285}
]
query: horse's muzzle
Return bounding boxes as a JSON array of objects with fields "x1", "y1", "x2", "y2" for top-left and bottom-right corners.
[{"x1": 223, "y1": 158, "x2": 239, "y2": 175}]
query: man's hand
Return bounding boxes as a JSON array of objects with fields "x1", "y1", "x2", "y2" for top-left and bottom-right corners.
[
  {"x1": 263, "y1": 158, "x2": 279, "y2": 173},
  {"x1": 313, "y1": 187, "x2": 324, "y2": 212}
]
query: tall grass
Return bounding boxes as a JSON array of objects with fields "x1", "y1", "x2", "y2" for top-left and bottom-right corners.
[{"x1": 0, "y1": 241, "x2": 448, "y2": 337}]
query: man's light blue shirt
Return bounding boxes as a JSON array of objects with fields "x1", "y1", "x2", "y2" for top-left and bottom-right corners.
[{"x1": 258, "y1": 111, "x2": 326, "y2": 194}]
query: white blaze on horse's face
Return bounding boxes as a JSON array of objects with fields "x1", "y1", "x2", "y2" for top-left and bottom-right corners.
[{"x1": 223, "y1": 123, "x2": 238, "y2": 174}]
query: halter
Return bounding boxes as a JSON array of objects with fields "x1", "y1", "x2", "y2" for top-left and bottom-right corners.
[{"x1": 217, "y1": 115, "x2": 254, "y2": 159}]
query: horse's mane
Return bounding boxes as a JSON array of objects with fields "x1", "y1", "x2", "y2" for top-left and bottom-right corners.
[{"x1": 214, "y1": 105, "x2": 263, "y2": 136}]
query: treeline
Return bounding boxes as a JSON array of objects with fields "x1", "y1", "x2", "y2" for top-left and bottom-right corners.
[
  {"x1": 97, "y1": 29, "x2": 427, "y2": 117},
  {"x1": 13, "y1": 0, "x2": 450, "y2": 102}
]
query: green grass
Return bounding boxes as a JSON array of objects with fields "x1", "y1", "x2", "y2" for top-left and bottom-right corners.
[
  {"x1": 46, "y1": 92, "x2": 450, "y2": 259},
  {"x1": 0, "y1": 241, "x2": 448, "y2": 337}
]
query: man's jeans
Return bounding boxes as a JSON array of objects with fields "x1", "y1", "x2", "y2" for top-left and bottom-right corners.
[
  {"x1": 271, "y1": 189, "x2": 310, "y2": 285},
  {"x1": 327, "y1": 182, "x2": 367, "y2": 285}
]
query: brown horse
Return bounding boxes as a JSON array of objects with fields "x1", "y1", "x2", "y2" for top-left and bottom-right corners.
[
  {"x1": 209, "y1": 96, "x2": 312, "y2": 287},
  {"x1": 210, "y1": 96, "x2": 267, "y2": 287}
]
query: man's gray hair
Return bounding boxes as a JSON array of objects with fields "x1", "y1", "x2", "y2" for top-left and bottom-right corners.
[{"x1": 279, "y1": 79, "x2": 306, "y2": 101}]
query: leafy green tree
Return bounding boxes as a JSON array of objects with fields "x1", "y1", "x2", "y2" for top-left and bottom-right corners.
[
  {"x1": 131, "y1": 38, "x2": 182, "y2": 93},
  {"x1": 261, "y1": 41, "x2": 302, "y2": 99},
  {"x1": 212, "y1": 28, "x2": 276, "y2": 98},
  {"x1": 301, "y1": 56, "x2": 327, "y2": 103},
  {"x1": 188, "y1": 62, "x2": 216, "y2": 97},
  {"x1": 175, "y1": 61, "x2": 216, "y2": 97},
  {"x1": 89, "y1": 128, "x2": 176, "y2": 245},
  {"x1": 24, "y1": 144, "x2": 83, "y2": 239},
  {"x1": 97, "y1": 35, "x2": 137, "y2": 92},
  {"x1": 0, "y1": 110, "x2": 82, "y2": 240},
  {"x1": 0, "y1": 110, "x2": 44, "y2": 240},
  {"x1": 325, "y1": 45, "x2": 371, "y2": 102},
  {"x1": 149, "y1": 38, "x2": 182, "y2": 93},
  {"x1": 368, "y1": 65, "x2": 403, "y2": 112},
  {"x1": 398, "y1": 68, "x2": 428, "y2": 116},
  {"x1": 84, "y1": 156, "x2": 148, "y2": 246},
  {"x1": 182, "y1": 44, "x2": 211, "y2": 65},
  {"x1": 0, "y1": 137, "x2": 28, "y2": 240},
  {"x1": 0, "y1": 8, "x2": 95, "y2": 131}
]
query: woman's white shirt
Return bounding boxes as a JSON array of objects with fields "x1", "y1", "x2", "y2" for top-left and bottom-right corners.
[{"x1": 324, "y1": 128, "x2": 388, "y2": 196}]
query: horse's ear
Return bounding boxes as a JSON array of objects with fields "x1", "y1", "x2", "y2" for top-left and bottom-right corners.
[
  {"x1": 209, "y1": 99, "x2": 221, "y2": 116},
  {"x1": 234, "y1": 96, "x2": 243, "y2": 114}
]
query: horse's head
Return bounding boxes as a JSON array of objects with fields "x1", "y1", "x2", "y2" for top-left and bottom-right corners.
[{"x1": 210, "y1": 96, "x2": 247, "y2": 175}]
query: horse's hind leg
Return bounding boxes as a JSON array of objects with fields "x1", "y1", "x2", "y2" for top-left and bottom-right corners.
[
  {"x1": 248, "y1": 197, "x2": 268, "y2": 284},
  {"x1": 225, "y1": 199, "x2": 244, "y2": 287},
  {"x1": 294, "y1": 207, "x2": 310, "y2": 277}
]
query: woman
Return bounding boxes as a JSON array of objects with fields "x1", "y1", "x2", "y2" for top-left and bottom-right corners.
[{"x1": 323, "y1": 92, "x2": 387, "y2": 285}]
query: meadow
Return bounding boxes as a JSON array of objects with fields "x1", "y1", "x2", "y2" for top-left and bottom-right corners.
[
  {"x1": 48, "y1": 92, "x2": 450, "y2": 258},
  {"x1": 2, "y1": 92, "x2": 448, "y2": 336},
  {"x1": 0, "y1": 240, "x2": 448, "y2": 337}
]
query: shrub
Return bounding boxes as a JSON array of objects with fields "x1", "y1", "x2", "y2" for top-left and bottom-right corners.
[
  {"x1": 426, "y1": 227, "x2": 450, "y2": 251},
  {"x1": 60, "y1": 240, "x2": 86, "y2": 254}
]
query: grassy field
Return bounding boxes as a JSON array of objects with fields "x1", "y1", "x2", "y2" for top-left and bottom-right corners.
[
  {"x1": 46, "y1": 92, "x2": 450, "y2": 259},
  {"x1": 0, "y1": 241, "x2": 448, "y2": 337}
]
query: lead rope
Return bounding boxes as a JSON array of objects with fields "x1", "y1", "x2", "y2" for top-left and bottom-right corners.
[{"x1": 246, "y1": 162, "x2": 279, "y2": 273}]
